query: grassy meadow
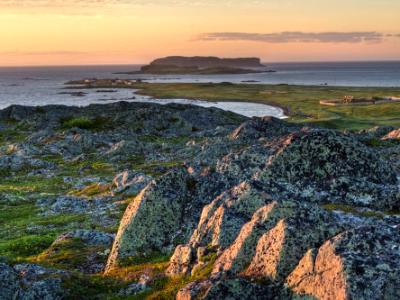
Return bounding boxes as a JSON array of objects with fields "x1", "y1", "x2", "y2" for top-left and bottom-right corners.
[{"x1": 131, "y1": 82, "x2": 400, "y2": 130}]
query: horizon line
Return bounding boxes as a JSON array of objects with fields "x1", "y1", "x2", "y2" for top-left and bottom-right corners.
[{"x1": 1, "y1": 59, "x2": 400, "y2": 68}]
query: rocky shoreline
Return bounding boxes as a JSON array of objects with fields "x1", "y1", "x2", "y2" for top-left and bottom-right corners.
[{"x1": 0, "y1": 101, "x2": 399, "y2": 299}]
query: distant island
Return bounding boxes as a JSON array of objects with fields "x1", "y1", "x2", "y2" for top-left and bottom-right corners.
[{"x1": 118, "y1": 56, "x2": 275, "y2": 75}]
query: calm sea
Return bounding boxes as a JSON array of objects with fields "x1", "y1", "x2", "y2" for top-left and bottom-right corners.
[{"x1": 0, "y1": 61, "x2": 399, "y2": 115}]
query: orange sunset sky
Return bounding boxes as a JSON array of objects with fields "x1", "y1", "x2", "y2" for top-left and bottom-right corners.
[{"x1": 0, "y1": 0, "x2": 399, "y2": 66}]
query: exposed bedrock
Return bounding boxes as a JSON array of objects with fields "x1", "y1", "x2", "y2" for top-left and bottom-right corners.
[
  {"x1": 287, "y1": 225, "x2": 400, "y2": 300},
  {"x1": 211, "y1": 199, "x2": 339, "y2": 279}
]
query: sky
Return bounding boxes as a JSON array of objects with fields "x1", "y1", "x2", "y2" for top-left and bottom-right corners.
[{"x1": 0, "y1": 0, "x2": 399, "y2": 66}]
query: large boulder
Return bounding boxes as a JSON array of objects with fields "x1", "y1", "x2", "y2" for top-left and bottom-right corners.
[
  {"x1": 105, "y1": 168, "x2": 195, "y2": 271},
  {"x1": 287, "y1": 225, "x2": 400, "y2": 300},
  {"x1": 0, "y1": 263, "x2": 69, "y2": 300},
  {"x1": 14, "y1": 263, "x2": 68, "y2": 300},
  {"x1": 258, "y1": 130, "x2": 399, "y2": 210}
]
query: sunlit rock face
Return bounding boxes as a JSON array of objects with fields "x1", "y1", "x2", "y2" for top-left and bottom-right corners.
[
  {"x1": 287, "y1": 225, "x2": 400, "y2": 300},
  {"x1": 211, "y1": 200, "x2": 339, "y2": 279}
]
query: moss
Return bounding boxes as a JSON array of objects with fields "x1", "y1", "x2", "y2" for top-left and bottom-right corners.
[
  {"x1": 34, "y1": 238, "x2": 107, "y2": 272},
  {"x1": 322, "y1": 204, "x2": 388, "y2": 218},
  {"x1": 0, "y1": 128, "x2": 27, "y2": 146},
  {"x1": 60, "y1": 116, "x2": 110, "y2": 130},
  {"x1": 0, "y1": 234, "x2": 55, "y2": 259},
  {"x1": 108, "y1": 261, "x2": 169, "y2": 282},
  {"x1": 70, "y1": 183, "x2": 112, "y2": 198},
  {"x1": 138, "y1": 135, "x2": 192, "y2": 145},
  {"x1": 63, "y1": 273, "x2": 127, "y2": 300},
  {"x1": 363, "y1": 138, "x2": 400, "y2": 148},
  {"x1": 118, "y1": 252, "x2": 170, "y2": 268}
]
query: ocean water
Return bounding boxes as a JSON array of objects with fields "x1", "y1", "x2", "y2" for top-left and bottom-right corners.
[{"x1": 0, "y1": 61, "x2": 399, "y2": 117}]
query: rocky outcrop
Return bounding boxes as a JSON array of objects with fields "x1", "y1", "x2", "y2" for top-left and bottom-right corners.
[
  {"x1": 53, "y1": 230, "x2": 114, "y2": 247},
  {"x1": 112, "y1": 170, "x2": 152, "y2": 195},
  {"x1": 176, "y1": 278, "x2": 288, "y2": 300},
  {"x1": 36, "y1": 195, "x2": 122, "y2": 228},
  {"x1": 229, "y1": 116, "x2": 301, "y2": 142},
  {"x1": 287, "y1": 225, "x2": 400, "y2": 300},
  {"x1": 382, "y1": 128, "x2": 400, "y2": 140},
  {"x1": 258, "y1": 130, "x2": 399, "y2": 210},
  {"x1": 1, "y1": 101, "x2": 399, "y2": 299},
  {"x1": 212, "y1": 200, "x2": 338, "y2": 279},
  {"x1": 0, "y1": 263, "x2": 69, "y2": 300},
  {"x1": 105, "y1": 169, "x2": 195, "y2": 270},
  {"x1": 0, "y1": 263, "x2": 19, "y2": 300},
  {"x1": 167, "y1": 182, "x2": 269, "y2": 276}
]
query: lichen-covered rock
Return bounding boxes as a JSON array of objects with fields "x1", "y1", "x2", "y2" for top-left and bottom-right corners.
[
  {"x1": 0, "y1": 263, "x2": 19, "y2": 300},
  {"x1": 177, "y1": 279, "x2": 213, "y2": 300},
  {"x1": 176, "y1": 278, "x2": 305, "y2": 300},
  {"x1": 212, "y1": 200, "x2": 339, "y2": 278},
  {"x1": 167, "y1": 182, "x2": 269, "y2": 276},
  {"x1": 112, "y1": 170, "x2": 152, "y2": 195},
  {"x1": 105, "y1": 168, "x2": 195, "y2": 271},
  {"x1": 230, "y1": 116, "x2": 301, "y2": 142},
  {"x1": 258, "y1": 130, "x2": 399, "y2": 210},
  {"x1": 167, "y1": 245, "x2": 195, "y2": 276},
  {"x1": 54, "y1": 230, "x2": 115, "y2": 247},
  {"x1": 216, "y1": 144, "x2": 273, "y2": 182},
  {"x1": 189, "y1": 182, "x2": 268, "y2": 250},
  {"x1": 0, "y1": 144, "x2": 54, "y2": 172},
  {"x1": 356, "y1": 126, "x2": 396, "y2": 142},
  {"x1": 14, "y1": 263, "x2": 69, "y2": 300},
  {"x1": 287, "y1": 225, "x2": 400, "y2": 300},
  {"x1": 36, "y1": 195, "x2": 121, "y2": 228}
]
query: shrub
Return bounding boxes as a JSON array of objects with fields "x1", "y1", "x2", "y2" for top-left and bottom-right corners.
[{"x1": 60, "y1": 116, "x2": 109, "y2": 130}]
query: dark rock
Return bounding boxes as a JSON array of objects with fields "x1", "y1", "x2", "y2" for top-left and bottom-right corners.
[
  {"x1": 229, "y1": 116, "x2": 301, "y2": 142},
  {"x1": 0, "y1": 263, "x2": 19, "y2": 300}
]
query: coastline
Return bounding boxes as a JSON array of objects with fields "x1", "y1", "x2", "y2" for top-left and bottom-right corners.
[{"x1": 58, "y1": 79, "x2": 400, "y2": 130}]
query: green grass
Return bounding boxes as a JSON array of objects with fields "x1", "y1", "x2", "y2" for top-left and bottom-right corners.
[
  {"x1": 0, "y1": 128, "x2": 28, "y2": 147},
  {"x1": 0, "y1": 200, "x2": 88, "y2": 260},
  {"x1": 69, "y1": 183, "x2": 113, "y2": 198},
  {"x1": 60, "y1": 116, "x2": 110, "y2": 130},
  {"x1": 131, "y1": 82, "x2": 400, "y2": 131},
  {"x1": 34, "y1": 237, "x2": 108, "y2": 272}
]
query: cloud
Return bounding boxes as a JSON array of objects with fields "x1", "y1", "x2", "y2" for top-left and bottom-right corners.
[
  {"x1": 0, "y1": 0, "x2": 218, "y2": 7},
  {"x1": 0, "y1": 0, "x2": 212, "y2": 15},
  {"x1": 197, "y1": 31, "x2": 387, "y2": 44},
  {"x1": 0, "y1": 50, "x2": 90, "y2": 56}
]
